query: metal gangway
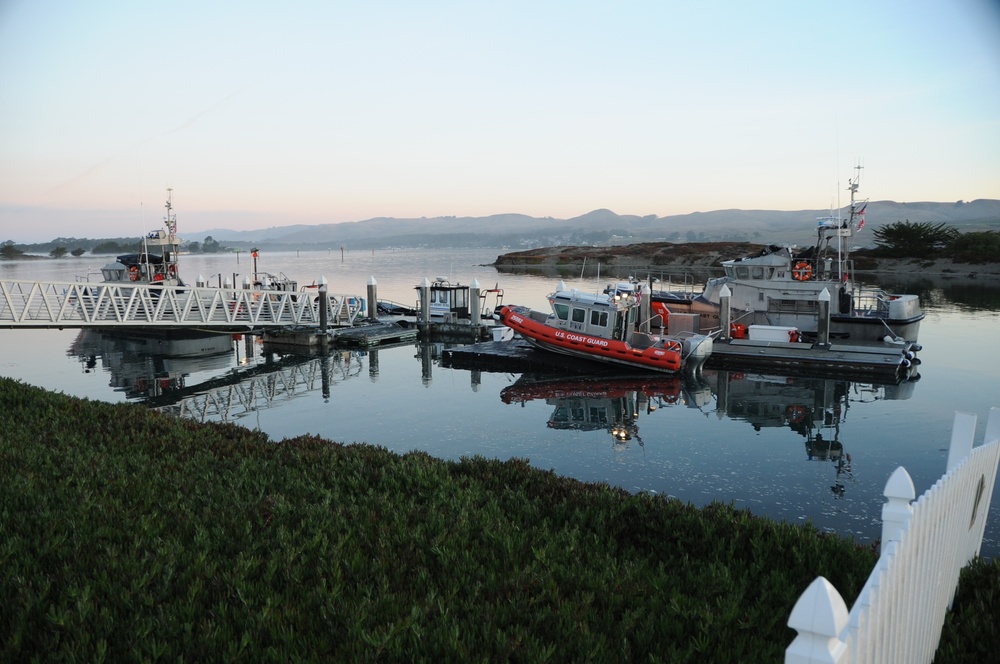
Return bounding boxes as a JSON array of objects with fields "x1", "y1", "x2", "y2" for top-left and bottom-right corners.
[{"x1": 0, "y1": 279, "x2": 365, "y2": 330}]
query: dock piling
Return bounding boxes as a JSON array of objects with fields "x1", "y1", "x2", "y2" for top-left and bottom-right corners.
[
  {"x1": 319, "y1": 276, "x2": 329, "y2": 333},
  {"x1": 419, "y1": 277, "x2": 431, "y2": 334},
  {"x1": 470, "y1": 279, "x2": 481, "y2": 332},
  {"x1": 367, "y1": 276, "x2": 378, "y2": 323},
  {"x1": 720, "y1": 284, "x2": 732, "y2": 340},
  {"x1": 818, "y1": 288, "x2": 831, "y2": 346}
]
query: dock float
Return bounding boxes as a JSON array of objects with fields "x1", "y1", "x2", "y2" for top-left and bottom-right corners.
[
  {"x1": 441, "y1": 339, "x2": 691, "y2": 375},
  {"x1": 442, "y1": 336, "x2": 919, "y2": 382},
  {"x1": 263, "y1": 322, "x2": 418, "y2": 349},
  {"x1": 706, "y1": 338, "x2": 919, "y2": 382}
]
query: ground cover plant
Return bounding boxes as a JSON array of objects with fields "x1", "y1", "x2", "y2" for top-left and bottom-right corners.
[{"x1": 1, "y1": 377, "x2": 995, "y2": 661}]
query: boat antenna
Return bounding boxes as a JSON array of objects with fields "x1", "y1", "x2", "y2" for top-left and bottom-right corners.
[
  {"x1": 164, "y1": 188, "x2": 176, "y2": 239},
  {"x1": 141, "y1": 200, "x2": 149, "y2": 260}
]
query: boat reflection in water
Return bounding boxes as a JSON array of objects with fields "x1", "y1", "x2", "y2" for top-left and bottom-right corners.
[
  {"x1": 69, "y1": 329, "x2": 237, "y2": 400},
  {"x1": 501, "y1": 375, "x2": 700, "y2": 449},
  {"x1": 67, "y1": 329, "x2": 371, "y2": 420},
  {"x1": 500, "y1": 369, "x2": 918, "y2": 497}
]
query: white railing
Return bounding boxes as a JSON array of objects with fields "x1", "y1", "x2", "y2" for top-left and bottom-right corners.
[
  {"x1": 786, "y1": 407, "x2": 1000, "y2": 664},
  {"x1": 0, "y1": 280, "x2": 364, "y2": 330}
]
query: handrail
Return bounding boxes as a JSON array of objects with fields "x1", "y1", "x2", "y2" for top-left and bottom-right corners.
[{"x1": 0, "y1": 279, "x2": 364, "y2": 330}]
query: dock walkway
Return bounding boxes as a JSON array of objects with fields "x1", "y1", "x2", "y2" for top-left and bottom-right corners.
[{"x1": 0, "y1": 279, "x2": 364, "y2": 331}]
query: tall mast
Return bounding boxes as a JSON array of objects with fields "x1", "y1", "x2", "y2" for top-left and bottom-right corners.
[{"x1": 164, "y1": 188, "x2": 177, "y2": 239}]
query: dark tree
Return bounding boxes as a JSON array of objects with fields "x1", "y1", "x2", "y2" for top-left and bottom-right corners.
[{"x1": 871, "y1": 220, "x2": 959, "y2": 258}]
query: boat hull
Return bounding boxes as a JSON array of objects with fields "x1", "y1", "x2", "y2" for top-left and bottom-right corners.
[{"x1": 499, "y1": 306, "x2": 685, "y2": 374}]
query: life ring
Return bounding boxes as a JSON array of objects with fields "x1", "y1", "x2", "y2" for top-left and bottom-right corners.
[
  {"x1": 664, "y1": 340, "x2": 682, "y2": 354},
  {"x1": 792, "y1": 262, "x2": 812, "y2": 281},
  {"x1": 168, "y1": 264, "x2": 177, "y2": 277},
  {"x1": 787, "y1": 405, "x2": 807, "y2": 424},
  {"x1": 128, "y1": 266, "x2": 140, "y2": 281}
]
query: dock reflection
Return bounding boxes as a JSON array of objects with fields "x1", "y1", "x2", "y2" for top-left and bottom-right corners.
[
  {"x1": 499, "y1": 369, "x2": 918, "y2": 495},
  {"x1": 67, "y1": 329, "x2": 367, "y2": 420}
]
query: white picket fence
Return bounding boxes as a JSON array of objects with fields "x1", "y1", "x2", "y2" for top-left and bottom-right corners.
[{"x1": 786, "y1": 407, "x2": 1000, "y2": 664}]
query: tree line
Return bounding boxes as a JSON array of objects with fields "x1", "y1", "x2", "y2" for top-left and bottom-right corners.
[
  {"x1": 869, "y1": 222, "x2": 999, "y2": 263},
  {"x1": 0, "y1": 236, "x2": 224, "y2": 260}
]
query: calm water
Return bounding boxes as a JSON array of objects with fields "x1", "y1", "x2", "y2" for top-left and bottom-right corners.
[{"x1": 3, "y1": 248, "x2": 999, "y2": 557}]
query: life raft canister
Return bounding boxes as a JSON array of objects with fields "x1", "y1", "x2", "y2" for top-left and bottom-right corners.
[
  {"x1": 787, "y1": 405, "x2": 807, "y2": 423},
  {"x1": 792, "y1": 261, "x2": 812, "y2": 281}
]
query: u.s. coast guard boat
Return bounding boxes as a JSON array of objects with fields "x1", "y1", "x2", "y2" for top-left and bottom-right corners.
[{"x1": 498, "y1": 280, "x2": 713, "y2": 374}]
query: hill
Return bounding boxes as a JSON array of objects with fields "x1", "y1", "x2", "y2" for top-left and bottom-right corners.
[{"x1": 194, "y1": 200, "x2": 1000, "y2": 250}]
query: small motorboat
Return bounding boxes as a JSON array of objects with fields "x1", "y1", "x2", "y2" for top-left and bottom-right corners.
[{"x1": 498, "y1": 280, "x2": 713, "y2": 374}]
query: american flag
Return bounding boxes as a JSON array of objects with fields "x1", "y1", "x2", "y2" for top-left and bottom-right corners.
[{"x1": 857, "y1": 213, "x2": 865, "y2": 232}]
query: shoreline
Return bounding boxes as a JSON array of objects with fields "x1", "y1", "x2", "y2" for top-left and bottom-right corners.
[{"x1": 491, "y1": 242, "x2": 1000, "y2": 284}]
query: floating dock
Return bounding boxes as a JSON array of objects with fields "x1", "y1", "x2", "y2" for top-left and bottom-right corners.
[
  {"x1": 263, "y1": 321, "x2": 418, "y2": 349},
  {"x1": 442, "y1": 336, "x2": 919, "y2": 382},
  {"x1": 261, "y1": 319, "x2": 503, "y2": 349},
  {"x1": 441, "y1": 339, "x2": 657, "y2": 375},
  {"x1": 707, "y1": 337, "x2": 920, "y2": 382}
]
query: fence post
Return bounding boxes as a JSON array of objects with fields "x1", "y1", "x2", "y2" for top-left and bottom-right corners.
[
  {"x1": 881, "y1": 466, "x2": 915, "y2": 547},
  {"x1": 946, "y1": 411, "x2": 978, "y2": 472},
  {"x1": 786, "y1": 576, "x2": 848, "y2": 664}
]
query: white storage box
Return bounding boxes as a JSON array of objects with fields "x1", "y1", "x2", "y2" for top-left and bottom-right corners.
[{"x1": 748, "y1": 325, "x2": 799, "y2": 342}]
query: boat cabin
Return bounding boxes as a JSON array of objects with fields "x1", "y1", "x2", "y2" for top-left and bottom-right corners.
[
  {"x1": 418, "y1": 278, "x2": 473, "y2": 321},
  {"x1": 546, "y1": 288, "x2": 637, "y2": 342}
]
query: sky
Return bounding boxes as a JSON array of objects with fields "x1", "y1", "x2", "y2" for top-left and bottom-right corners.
[{"x1": 1, "y1": 1, "x2": 999, "y2": 243}]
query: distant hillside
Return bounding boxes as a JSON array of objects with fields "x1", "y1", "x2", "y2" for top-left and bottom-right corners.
[{"x1": 193, "y1": 200, "x2": 1000, "y2": 250}]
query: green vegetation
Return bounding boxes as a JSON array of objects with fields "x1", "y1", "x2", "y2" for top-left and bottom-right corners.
[
  {"x1": 0, "y1": 377, "x2": 872, "y2": 661},
  {"x1": 1, "y1": 378, "x2": 997, "y2": 660},
  {"x1": 91, "y1": 240, "x2": 139, "y2": 254},
  {"x1": 1, "y1": 241, "x2": 24, "y2": 259},
  {"x1": 48, "y1": 246, "x2": 68, "y2": 258},
  {"x1": 870, "y1": 222, "x2": 1000, "y2": 264},
  {"x1": 871, "y1": 220, "x2": 960, "y2": 257},
  {"x1": 946, "y1": 230, "x2": 1000, "y2": 264}
]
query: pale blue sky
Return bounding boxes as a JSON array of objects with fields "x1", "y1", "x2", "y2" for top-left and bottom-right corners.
[{"x1": 1, "y1": 0, "x2": 998, "y2": 242}]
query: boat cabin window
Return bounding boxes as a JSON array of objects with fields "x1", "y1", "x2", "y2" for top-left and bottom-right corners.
[
  {"x1": 767, "y1": 268, "x2": 776, "y2": 279},
  {"x1": 725, "y1": 266, "x2": 735, "y2": 278},
  {"x1": 590, "y1": 310, "x2": 609, "y2": 327},
  {"x1": 751, "y1": 267, "x2": 764, "y2": 279},
  {"x1": 736, "y1": 267, "x2": 750, "y2": 279},
  {"x1": 572, "y1": 308, "x2": 586, "y2": 324},
  {"x1": 553, "y1": 303, "x2": 569, "y2": 320}
]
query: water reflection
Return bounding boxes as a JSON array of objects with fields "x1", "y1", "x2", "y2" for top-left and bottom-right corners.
[
  {"x1": 501, "y1": 375, "x2": 688, "y2": 449},
  {"x1": 69, "y1": 329, "x2": 236, "y2": 399},
  {"x1": 500, "y1": 369, "x2": 917, "y2": 498},
  {"x1": 67, "y1": 329, "x2": 367, "y2": 418}
]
